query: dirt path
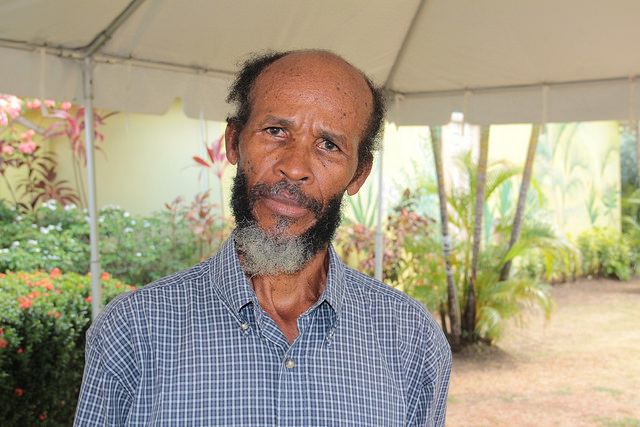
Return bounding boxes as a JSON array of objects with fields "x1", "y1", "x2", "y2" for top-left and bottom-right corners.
[{"x1": 446, "y1": 278, "x2": 640, "y2": 426}]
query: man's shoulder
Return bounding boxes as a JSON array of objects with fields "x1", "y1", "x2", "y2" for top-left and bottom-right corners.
[
  {"x1": 89, "y1": 259, "x2": 213, "y2": 334},
  {"x1": 343, "y1": 266, "x2": 430, "y2": 317}
]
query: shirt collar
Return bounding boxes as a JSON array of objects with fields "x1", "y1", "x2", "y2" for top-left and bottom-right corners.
[{"x1": 209, "y1": 232, "x2": 345, "y2": 319}]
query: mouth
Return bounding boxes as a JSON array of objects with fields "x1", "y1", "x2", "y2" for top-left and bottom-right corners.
[
  {"x1": 250, "y1": 180, "x2": 323, "y2": 219},
  {"x1": 261, "y1": 194, "x2": 310, "y2": 218}
]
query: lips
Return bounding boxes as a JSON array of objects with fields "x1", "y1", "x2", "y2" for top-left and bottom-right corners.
[{"x1": 261, "y1": 194, "x2": 309, "y2": 218}]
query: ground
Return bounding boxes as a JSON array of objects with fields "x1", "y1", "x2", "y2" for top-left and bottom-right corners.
[{"x1": 446, "y1": 277, "x2": 640, "y2": 427}]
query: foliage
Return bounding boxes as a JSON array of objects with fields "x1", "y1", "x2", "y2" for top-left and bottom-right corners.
[
  {"x1": 0, "y1": 200, "x2": 200, "y2": 286},
  {"x1": 1, "y1": 94, "x2": 112, "y2": 213},
  {"x1": 190, "y1": 134, "x2": 233, "y2": 257},
  {"x1": 0, "y1": 269, "x2": 132, "y2": 426},
  {"x1": 576, "y1": 227, "x2": 633, "y2": 280},
  {"x1": 619, "y1": 125, "x2": 638, "y2": 192}
]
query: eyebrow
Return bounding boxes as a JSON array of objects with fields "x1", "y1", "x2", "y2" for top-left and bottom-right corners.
[{"x1": 262, "y1": 114, "x2": 348, "y2": 147}]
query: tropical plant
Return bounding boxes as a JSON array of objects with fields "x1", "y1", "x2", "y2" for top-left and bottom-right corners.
[
  {"x1": 500, "y1": 124, "x2": 541, "y2": 280},
  {"x1": 428, "y1": 126, "x2": 461, "y2": 347},
  {"x1": 575, "y1": 227, "x2": 633, "y2": 280},
  {"x1": 44, "y1": 104, "x2": 115, "y2": 209},
  {"x1": 0, "y1": 269, "x2": 132, "y2": 425}
]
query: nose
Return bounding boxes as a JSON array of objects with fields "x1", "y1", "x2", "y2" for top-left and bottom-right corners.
[{"x1": 276, "y1": 140, "x2": 314, "y2": 184}]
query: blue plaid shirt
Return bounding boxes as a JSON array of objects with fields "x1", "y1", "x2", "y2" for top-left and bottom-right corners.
[{"x1": 74, "y1": 236, "x2": 451, "y2": 426}]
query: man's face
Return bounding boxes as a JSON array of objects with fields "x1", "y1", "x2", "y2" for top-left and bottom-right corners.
[{"x1": 226, "y1": 52, "x2": 373, "y2": 241}]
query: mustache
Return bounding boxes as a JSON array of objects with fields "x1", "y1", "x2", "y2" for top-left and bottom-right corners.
[{"x1": 249, "y1": 180, "x2": 323, "y2": 218}]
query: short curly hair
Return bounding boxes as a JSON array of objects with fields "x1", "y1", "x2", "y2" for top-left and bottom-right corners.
[{"x1": 226, "y1": 50, "x2": 386, "y2": 171}]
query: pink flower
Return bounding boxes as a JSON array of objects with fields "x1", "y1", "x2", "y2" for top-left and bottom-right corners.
[
  {"x1": 20, "y1": 129, "x2": 35, "y2": 141},
  {"x1": 44, "y1": 99, "x2": 55, "y2": 108},
  {"x1": 18, "y1": 141, "x2": 36, "y2": 154},
  {"x1": 61, "y1": 101, "x2": 72, "y2": 110},
  {"x1": 0, "y1": 112, "x2": 7, "y2": 126},
  {"x1": 1, "y1": 145, "x2": 14, "y2": 155},
  {"x1": 26, "y1": 99, "x2": 41, "y2": 109}
]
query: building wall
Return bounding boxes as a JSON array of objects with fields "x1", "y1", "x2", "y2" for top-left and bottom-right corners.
[{"x1": 51, "y1": 99, "x2": 229, "y2": 217}]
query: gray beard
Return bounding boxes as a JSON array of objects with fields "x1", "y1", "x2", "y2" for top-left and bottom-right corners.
[{"x1": 233, "y1": 224, "x2": 312, "y2": 277}]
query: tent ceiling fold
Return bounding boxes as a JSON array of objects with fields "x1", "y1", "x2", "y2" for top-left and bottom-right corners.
[{"x1": 1, "y1": 0, "x2": 640, "y2": 125}]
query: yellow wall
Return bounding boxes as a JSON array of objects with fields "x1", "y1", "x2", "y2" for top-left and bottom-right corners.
[{"x1": 52, "y1": 100, "x2": 228, "y2": 216}]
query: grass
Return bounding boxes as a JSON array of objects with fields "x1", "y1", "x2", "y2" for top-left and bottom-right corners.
[
  {"x1": 595, "y1": 417, "x2": 640, "y2": 427},
  {"x1": 593, "y1": 386, "x2": 623, "y2": 396}
]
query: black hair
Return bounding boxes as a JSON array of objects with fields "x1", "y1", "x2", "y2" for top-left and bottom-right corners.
[{"x1": 225, "y1": 50, "x2": 386, "y2": 172}]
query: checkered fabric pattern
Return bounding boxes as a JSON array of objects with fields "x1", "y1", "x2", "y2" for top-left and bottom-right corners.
[{"x1": 74, "y1": 236, "x2": 451, "y2": 426}]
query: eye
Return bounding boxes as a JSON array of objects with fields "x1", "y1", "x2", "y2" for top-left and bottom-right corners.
[
  {"x1": 320, "y1": 139, "x2": 339, "y2": 152},
  {"x1": 265, "y1": 127, "x2": 285, "y2": 137}
]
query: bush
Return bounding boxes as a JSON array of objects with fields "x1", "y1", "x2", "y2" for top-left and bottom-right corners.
[
  {"x1": 0, "y1": 200, "x2": 200, "y2": 286},
  {"x1": 576, "y1": 227, "x2": 633, "y2": 280},
  {"x1": 0, "y1": 269, "x2": 133, "y2": 426}
]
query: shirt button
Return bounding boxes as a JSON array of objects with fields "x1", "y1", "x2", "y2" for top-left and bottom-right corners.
[
  {"x1": 241, "y1": 322, "x2": 249, "y2": 330},
  {"x1": 285, "y1": 358, "x2": 295, "y2": 369}
]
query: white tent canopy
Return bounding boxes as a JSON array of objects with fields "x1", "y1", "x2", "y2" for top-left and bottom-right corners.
[
  {"x1": 2, "y1": 0, "x2": 640, "y2": 126},
  {"x1": 2, "y1": 0, "x2": 640, "y2": 316}
]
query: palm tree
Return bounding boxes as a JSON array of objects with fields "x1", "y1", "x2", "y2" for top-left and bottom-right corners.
[
  {"x1": 429, "y1": 126, "x2": 461, "y2": 348},
  {"x1": 500, "y1": 124, "x2": 541, "y2": 281},
  {"x1": 463, "y1": 126, "x2": 489, "y2": 336}
]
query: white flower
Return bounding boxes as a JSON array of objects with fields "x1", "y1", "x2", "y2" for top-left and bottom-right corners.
[
  {"x1": 11, "y1": 241, "x2": 19, "y2": 247},
  {"x1": 124, "y1": 212, "x2": 130, "y2": 218},
  {"x1": 143, "y1": 220, "x2": 151, "y2": 228},
  {"x1": 0, "y1": 248, "x2": 9, "y2": 253},
  {"x1": 124, "y1": 227, "x2": 133, "y2": 233},
  {"x1": 136, "y1": 252, "x2": 142, "y2": 257},
  {"x1": 130, "y1": 219, "x2": 136, "y2": 225},
  {"x1": 65, "y1": 203, "x2": 77, "y2": 211},
  {"x1": 34, "y1": 248, "x2": 40, "y2": 252},
  {"x1": 28, "y1": 240, "x2": 38, "y2": 245},
  {"x1": 15, "y1": 215, "x2": 22, "y2": 221}
]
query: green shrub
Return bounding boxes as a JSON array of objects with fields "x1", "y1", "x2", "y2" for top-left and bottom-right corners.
[
  {"x1": 0, "y1": 200, "x2": 200, "y2": 286},
  {"x1": 576, "y1": 227, "x2": 633, "y2": 280},
  {"x1": 0, "y1": 269, "x2": 133, "y2": 426}
]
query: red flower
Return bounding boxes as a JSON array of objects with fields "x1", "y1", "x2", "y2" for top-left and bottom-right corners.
[
  {"x1": 17, "y1": 348, "x2": 23, "y2": 354},
  {"x1": 18, "y1": 297, "x2": 32, "y2": 309},
  {"x1": 0, "y1": 338, "x2": 7, "y2": 348},
  {"x1": 15, "y1": 389, "x2": 23, "y2": 396},
  {"x1": 50, "y1": 268, "x2": 62, "y2": 279},
  {"x1": 39, "y1": 413, "x2": 47, "y2": 420},
  {"x1": 102, "y1": 272, "x2": 110, "y2": 280},
  {"x1": 85, "y1": 296, "x2": 92, "y2": 303}
]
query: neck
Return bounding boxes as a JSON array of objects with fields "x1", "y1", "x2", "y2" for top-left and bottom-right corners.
[{"x1": 246, "y1": 246, "x2": 330, "y2": 344}]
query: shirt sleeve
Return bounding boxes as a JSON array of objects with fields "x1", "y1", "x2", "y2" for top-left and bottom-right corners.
[
  {"x1": 74, "y1": 297, "x2": 138, "y2": 426},
  {"x1": 425, "y1": 332, "x2": 452, "y2": 427}
]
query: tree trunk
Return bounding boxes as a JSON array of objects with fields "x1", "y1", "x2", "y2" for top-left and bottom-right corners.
[
  {"x1": 500, "y1": 124, "x2": 541, "y2": 281},
  {"x1": 463, "y1": 126, "x2": 489, "y2": 338},
  {"x1": 429, "y1": 126, "x2": 462, "y2": 349}
]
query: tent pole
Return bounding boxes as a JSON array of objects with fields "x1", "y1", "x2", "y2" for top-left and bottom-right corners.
[
  {"x1": 83, "y1": 57, "x2": 102, "y2": 318},
  {"x1": 374, "y1": 133, "x2": 384, "y2": 281}
]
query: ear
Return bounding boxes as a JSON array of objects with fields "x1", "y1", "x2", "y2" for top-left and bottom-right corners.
[
  {"x1": 224, "y1": 123, "x2": 239, "y2": 165},
  {"x1": 346, "y1": 159, "x2": 373, "y2": 196}
]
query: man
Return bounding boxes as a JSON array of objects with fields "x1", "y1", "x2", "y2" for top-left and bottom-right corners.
[{"x1": 74, "y1": 49, "x2": 451, "y2": 426}]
